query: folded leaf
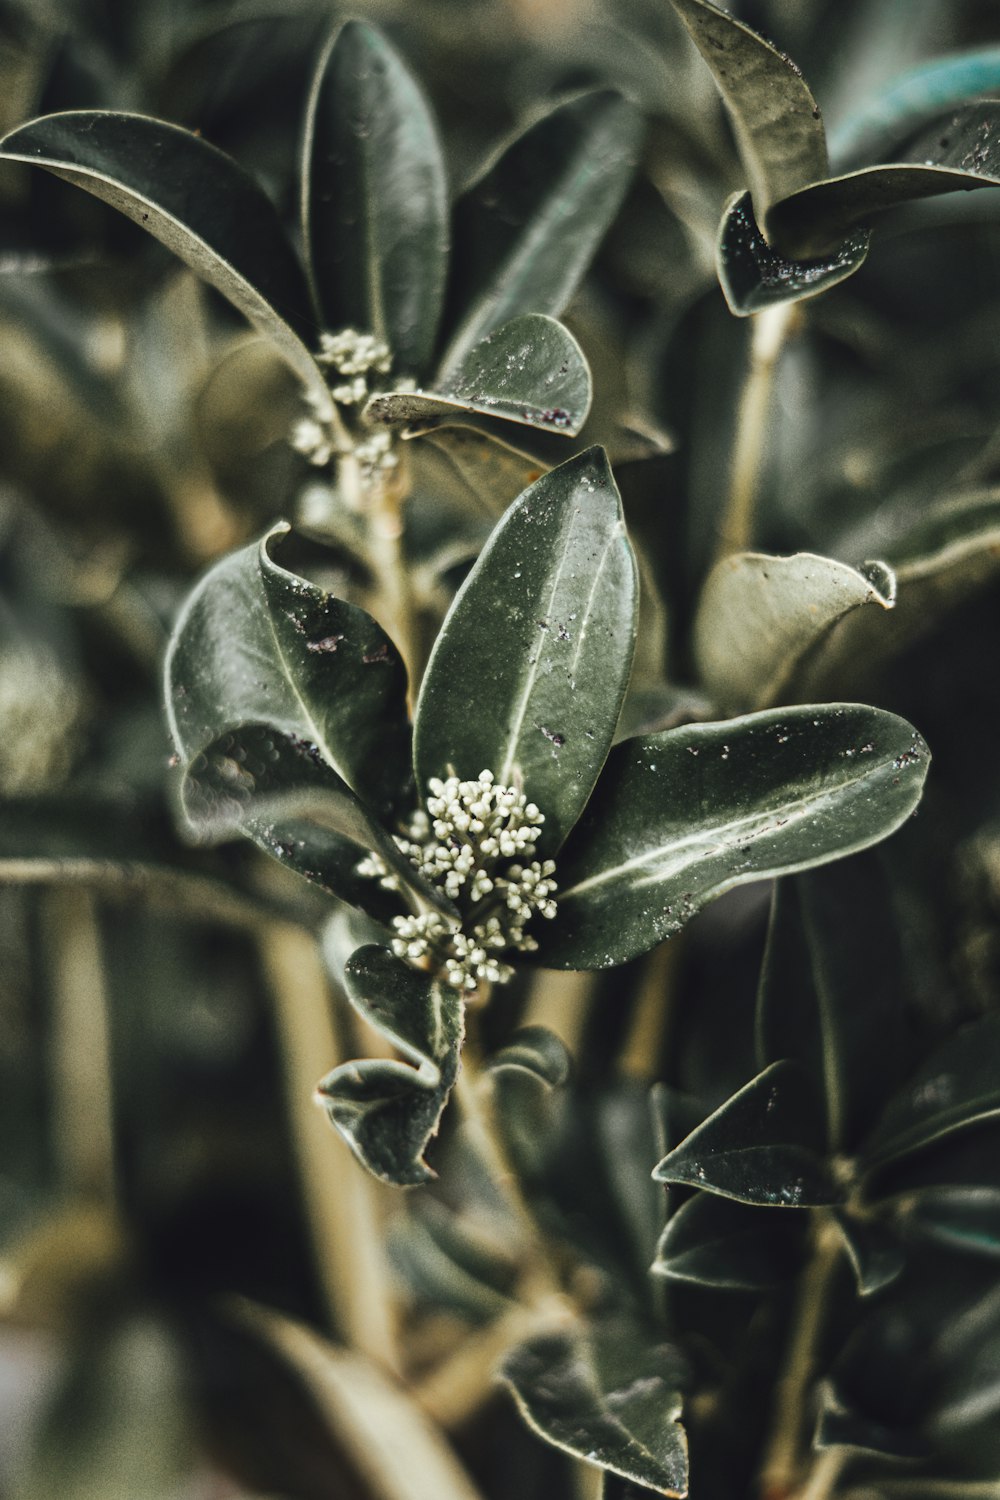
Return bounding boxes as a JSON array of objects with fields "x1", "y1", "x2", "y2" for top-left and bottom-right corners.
[
  {"x1": 366, "y1": 314, "x2": 591, "y2": 437},
  {"x1": 653, "y1": 1061, "x2": 836, "y2": 1208},
  {"x1": 694, "y1": 550, "x2": 894, "y2": 711},
  {"x1": 166, "y1": 524, "x2": 412, "y2": 822},
  {"x1": 500, "y1": 1321, "x2": 688, "y2": 1497},
  {"x1": 717, "y1": 190, "x2": 870, "y2": 317},
  {"x1": 0, "y1": 111, "x2": 329, "y2": 412},
  {"x1": 831, "y1": 1209, "x2": 905, "y2": 1297},
  {"x1": 652, "y1": 1191, "x2": 804, "y2": 1290},
  {"x1": 488, "y1": 1026, "x2": 572, "y2": 1179},
  {"x1": 440, "y1": 91, "x2": 642, "y2": 377},
  {"x1": 536, "y1": 705, "x2": 928, "y2": 970},
  {"x1": 414, "y1": 447, "x2": 638, "y2": 856},
  {"x1": 900, "y1": 1186, "x2": 1000, "y2": 1260},
  {"x1": 316, "y1": 945, "x2": 464, "y2": 1185},
  {"x1": 302, "y1": 21, "x2": 448, "y2": 377},
  {"x1": 668, "y1": 0, "x2": 828, "y2": 217}
]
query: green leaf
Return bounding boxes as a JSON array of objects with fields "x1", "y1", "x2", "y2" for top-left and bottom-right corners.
[
  {"x1": 652, "y1": 1191, "x2": 804, "y2": 1290},
  {"x1": 316, "y1": 945, "x2": 464, "y2": 1186},
  {"x1": 179, "y1": 724, "x2": 444, "y2": 917},
  {"x1": 694, "y1": 551, "x2": 895, "y2": 711},
  {"x1": 667, "y1": 0, "x2": 828, "y2": 216},
  {"x1": 653, "y1": 1061, "x2": 837, "y2": 1208},
  {"x1": 439, "y1": 91, "x2": 642, "y2": 378},
  {"x1": 391, "y1": 1198, "x2": 518, "y2": 1323},
  {"x1": 366, "y1": 314, "x2": 592, "y2": 437},
  {"x1": 901, "y1": 1186, "x2": 1000, "y2": 1260},
  {"x1": 0, "y1": 111, "x2": 330, "y2": 413},
  {"x1": 831, "y1": 1209, "x2": 905, "y2": 1297},
  {"x1": 487, "y1": 1026, "x2": 572, "y2": 1180},
  {"x1": 755, "y1": 856, "x2": 911, "y2": 1154},
  {"x1": 829, "y1": 47, "x2": 1000, "y2": 170},
  {"x1": 536, "y1": 705, "x2": 929, "y2": 970},
  {"x1": 302, "y1": 21, "x2": 448, "y2": 377},
  {"x1": 414, "y1": 447, "x2": 638, "y2": 856},
  {"x1": 862, "y1": 1015, "x2": 1000, "y2": 1174},
  {"x1": 165, "y1": 524, "x2": 412, "y2": 823},
  {"x1": 414, "y1": 426, "x2": 548, "y2": 519},
  {"x1": 717, "y1": 190, "x2": 870, "y2": 317},
  {"x1": 499, "y1": 1321, "x2": 688, "y2": 1497},
  {"x1": 768, "y1": 103, "x2": 1000, "y2": 257}
]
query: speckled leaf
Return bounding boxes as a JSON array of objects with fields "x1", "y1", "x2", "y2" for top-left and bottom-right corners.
[
  {"x1": 832, "y1": 1210, "x2": 905, "y2": 1297},
  {"x1": 439, "y1": 91, "x2": 642, "y2": 378},
  {"x1": 755, "y1": 856, "x2": 911, "y2": 1154},
  {"x1": 862, "y1": 1014, "x2": 1000, "y2": 1174},
  {"x1": 694, "y1": 551, "x2": 895, "y2": 711},
  {"x1": 830, "y1": 47, "x2": 1000, "y2": 170},
  {"x1": 717, "y1": 190, "x2": 870, "y2": 317},
  {"x1": 652, "y1": 1192, "x2": 804, "y2": 1289},
  {"x1": 0, "y1": 111, "x2": 329, "y2": 411},
  {"x1": 366, "y1": 315, "x2": 591, "y2": 437},
  {"x1": 668, "y1": 0, "x2": 828, "y2": 217},
  {"x1": 653, "y1": 1061, "x2": 836, "y2": 1208},
  {"x1": 316, "y1": 945, "x2": 463, "y2": 1186},
  {"x1": 768, "y1": 102, "x2": 1000, "y2": 257},
  {"x1": 302, "y1": 21, "x2": 448, "y2": 377},
  {"x1": 178, "y1": 724, "x2": 444, "y2": 918},
  {"x1": 536, "y1": 705, "x2": 928, "y2": 970},
  {"x1": 414, "y1": 447, "x2": 637, "y2": 856},
  {"x1": 165, "y1": 524, "x2": 411, "y2": 824},
  {"x1": 499, "y1": 1321, "x2": 688, "y2": 1497}
]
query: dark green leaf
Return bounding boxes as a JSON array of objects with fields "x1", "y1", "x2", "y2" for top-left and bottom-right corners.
[
  {"x1": 694, "y1": 551, "x2": 894, "y2": 711},
  {"x1": 831, "y1": 1209, "x2": 905, "y2": 1297},
  {"x1": 440, "y1": 91, "x2": 642, "y2": 377},
  {"x1": 302, "y1": 21, "x2": 448, "y2": 377},
  {"x1": 414, "y1": 447, "x2": 638, "y2": 856},
  {"x1": 537, "y1": 705, "x2": 928, "y2": 970},
  {"x1": 668, "y1": 0, "x2": 828, "y2": 216},
  {"x1": 816, "y1": 1388, "x2": 926, "y2": 1460},
  {"x1": 862, "y1": 1015, "x2": 1000, "y2": 1174},
  {"x1": 653, "y1": 1061, "x2": 836, "y2": 1208},
  {"x1": 755, "y1": 856, "x2": 911, "y2": 1154},
  {"x1": 500, "y1": 1321, "x2": 688, "y2": 1497},
  {"x1": 652, "y1": 1191, "x2": 804, "y2": 1290},
  {"x1": 717, "y1": 190, "x2": 870, "y2": 317},
  {"x1": 768, "y1": 103, "x2": 1000, "y2": 258},
  {"x1": 488, "y1": 1026, "x2": 571, "y2": 1180},
  {"x1": 316, "y1": 945, "x2": 463, "y2": 1186},
  {"x1": 898, "y1": 1186, "x2": 1000, "y2": 1261},
  {"x1": 367, "y1": 314, "x2": 591, "y2": 437},
  {"x1": 829, "y1": 47, "x2": 1000, "y2": 170},
  {"x1": 165, "y1": 524, "x2": 411, "y2": 822},
  {"x1": 390, "y1": 1197, "x2": 518, "y2": 1323},
  {"x1": 0, "y1": 111, "x2": 329, "y2": 411},
  {"x1": 414, "y1": 426, "x2": 548, "y2": 520}
]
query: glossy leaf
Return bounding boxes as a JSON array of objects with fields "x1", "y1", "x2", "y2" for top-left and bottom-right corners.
[
  {"x1": 829, "y1": 47, "x2": 1000, "y2": 170},
  {"x1": 652, "y1": 1192, "x2": 804, "y2": 1290},
  {"x1": 165, "y1": 524, "x2": 411, "y2": 822},
  {"x1": 316, "y1": 945, "x2": 464, "y2": 1186},
  {"x1": 694, "y1": 551, "x2": 894, "y2": 711},
  {"x1": 302, "y1": 21, "x2": 448, "y2": 377},
  {"x1": 862, "y1": 1014, "x2": 1000, "y2": 1175},
  {"x1": 414, "y1": 447, "x2": 638, "y2": 856},
  {"x1": 755, "y1": 856, "x2": 911, "y2": 1154},
  {"x1": 899, "y1": 1187, "x2": 1000, "y2": 1261},
  {"x1": 768, "y1": 103, "x2": 1000, "y2": 257},
  {"x1": 717, "y1": 190, "x2": 870, "y2": 317},
  {"x1": 668, "y1": 0, "x2": 828, "y2": 217},
  {"x1": 440, "y1": 91, "x2": 642, "y2": 377},
  {"x1": 832, "y1": 1210, "x2": 905, "y2": 1297},
  {"x1": 653, "y1": 1061, "x2": 837, "y2": 1208},
  {"x1": 367, "y1": 314, "x2": 591, "y2": 437},
  {"x1": 500, "y1": 1321, "x2": 688, "y2": 1497},
  {"x1": 536, "y1": 705, "x2": 928, "y2": 970},
  {"x1": 0, "y1": 111, "x2": 330, "y2": 412}
]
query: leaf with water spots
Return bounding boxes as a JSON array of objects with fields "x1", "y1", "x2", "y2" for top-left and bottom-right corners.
[
  {"x1": 535, "y1": 704, "x2": 928, "y2": 970},
  {"x1": 653, "y1": 1061, "x2": 837, "y2": 1208},
  {"x1": 316, "y1": 945, "x2": 463, "y2": 1186},
  {"x1": 500, "y1": 1320, "x2": 688, "y2": 1497},
  {"x1": 413, "y1": 447, "x2": 638, "y2": 856},
  {"x1": 716, "y1": 190, "x2": 870, "y2": 316}
]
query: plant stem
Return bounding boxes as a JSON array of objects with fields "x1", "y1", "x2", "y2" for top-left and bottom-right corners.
[
  {"x1": 759, "y1": 1211, "x2": 843, "y2": 1500},
  {"x1": 796, "y1": 1448, "x2": 849, "y2": 1500},
  {"x1": 260, "y1": 921, "x2": 399, "y2": 1372},
  {"x1": 718, "y1": 302, "x2": 799, "y2": 561}
]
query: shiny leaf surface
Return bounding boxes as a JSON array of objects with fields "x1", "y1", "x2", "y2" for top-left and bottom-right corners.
[{"x1": 717, "y1": 190, "x2": 870, "y2": 317}]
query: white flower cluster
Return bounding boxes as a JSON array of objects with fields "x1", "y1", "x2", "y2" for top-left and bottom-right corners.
[
  {"x1": 317, "y1": 328, "x2": 392, "y2": 406},
  {"x1": 357, "y1": 770, "x2": 558, "y2": 991}
]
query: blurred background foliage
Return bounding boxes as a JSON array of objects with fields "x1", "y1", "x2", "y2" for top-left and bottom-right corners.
[{"x1": 6, "y1": 2, "x2": 1000, "y2": 1498}]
